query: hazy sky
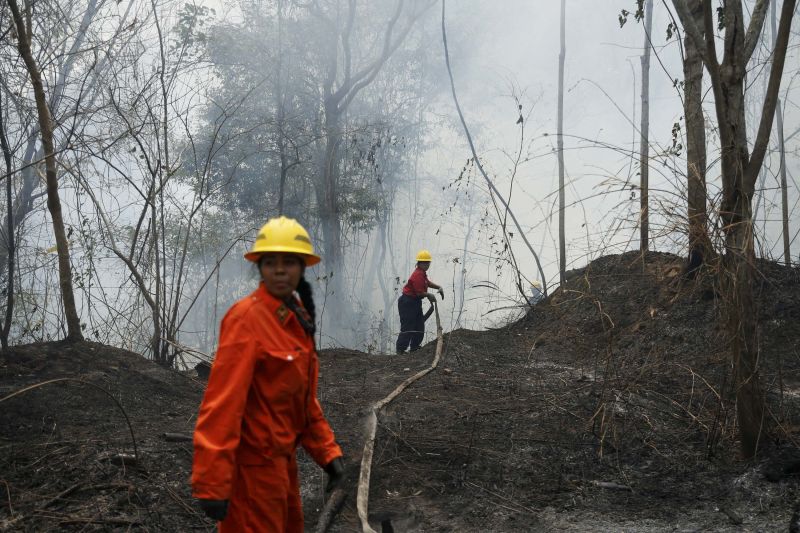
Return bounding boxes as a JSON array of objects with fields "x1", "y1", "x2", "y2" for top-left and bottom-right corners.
[
  {"x1": 418, "y1": 0, "x2": 798, "y2": 271},
  {"x1": 414, "y1": 1, "x2": 682, "y2": 276},
  {"x1": 355, "y1": 0, "x2": 800, "y2": 338}
]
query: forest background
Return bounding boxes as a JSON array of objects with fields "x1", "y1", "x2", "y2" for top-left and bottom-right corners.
[{"x1": 1, "y1": 0, "x2": 798, "y2": 371}]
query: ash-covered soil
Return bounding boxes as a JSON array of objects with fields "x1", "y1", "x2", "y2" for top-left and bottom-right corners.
[{"x1": 2, "y1": 251, "x2": 799, "y2": 532}]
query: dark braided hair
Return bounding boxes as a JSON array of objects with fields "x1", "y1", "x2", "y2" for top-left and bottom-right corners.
[{"x1": 296, "y1": 275, "x2": 316, "y2": 323}]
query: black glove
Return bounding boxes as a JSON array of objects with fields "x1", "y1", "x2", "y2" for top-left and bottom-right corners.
[
  {"x1": 197, "y1": 498, "x2": 229, "y2": 521},
  {"x1": 438, "y1": 288, "x2": 445, "y2": 300},
  {"x1": 324, "y1": 457, "x2": 345, "y2": 492}
]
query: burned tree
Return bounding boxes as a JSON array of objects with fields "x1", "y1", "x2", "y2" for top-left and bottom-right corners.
[
  {"x1": 672, "y1": 0, "x2": 797, "y2": 458},
  {"x1": 5, "y1": 0, "x2": 83, "y2": 341}
]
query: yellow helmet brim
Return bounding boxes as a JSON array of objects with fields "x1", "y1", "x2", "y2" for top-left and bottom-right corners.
[
  {"x1": 244, "y1": 248, "x2": 321, "y2": 266},
  {"x1": 244, "y1": 216, "x2": 320, "y2": 266}
]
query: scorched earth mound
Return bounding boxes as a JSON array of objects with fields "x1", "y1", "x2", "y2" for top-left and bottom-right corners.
[{"x1": 1, "y1": 251, "x2": 799, "y2": 532}]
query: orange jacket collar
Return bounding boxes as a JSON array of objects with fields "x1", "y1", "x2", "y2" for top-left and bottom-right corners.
[{"x1": 254, "y1": 281, "x2": 297, "y2": 326}]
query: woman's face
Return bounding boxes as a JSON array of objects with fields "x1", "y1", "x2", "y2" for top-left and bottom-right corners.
[{"x1": 259, "y1": 253, "x2": 304, "y2": 299}]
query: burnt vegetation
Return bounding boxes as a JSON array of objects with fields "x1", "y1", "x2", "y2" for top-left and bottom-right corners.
[{"x1": 2, "y1": 251, "x2": 799, "y2": 531}]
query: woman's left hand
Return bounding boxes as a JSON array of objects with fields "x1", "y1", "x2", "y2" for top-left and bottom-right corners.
[
  {"x1": 197, "y1": 498, "x2": 229, "y2": 521},
  {"x1": 324, "y1": 457, "x2": 345, "y2": 492}
]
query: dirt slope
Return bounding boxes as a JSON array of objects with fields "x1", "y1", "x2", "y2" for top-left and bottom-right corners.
[
  {"x1": 0, "y1": 341, "x2": 208, "y2": 531},
  {"x1": 1, "y1": 251, "x2": 799, "y2": 532}
]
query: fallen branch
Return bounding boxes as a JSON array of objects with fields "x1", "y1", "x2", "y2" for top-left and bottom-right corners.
[
  {"x1": 41, "y1": 482, "x2": 82, "y2": 509},
  {"x1": 58, "y1": 516, "x2": 140, "y2": 526},
  {"x1": 590, "y1": 480, "x2": 632, "y2": 491},
  {"x1": 464, "y1": 481, "x2": 538, "y2": 516},
  {"x1": 163, "y1": 338, "x2": 212, "y2": 363},
  {"x1": 1, "y1": 478, "x2": 12, "y2": 514},
  {"x1": 42, "y1": 482, "x2": 134, "y2": 510},
  {"x1": 313, "y1": 486, "x2": 348, "y2": 533},
  {"x1": 162, "y1": 432, "x2": 193, "y2": 442},
  {"x1": 356, "y1": 303, "x2": 445, "y2": 533},
  {"x1": 163, "y1": 483, "x2": 200, "y2": 516}
]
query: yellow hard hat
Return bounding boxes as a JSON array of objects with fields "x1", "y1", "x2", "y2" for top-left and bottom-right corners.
[
  {"x1": 244, "y1": 216, "x2": 321, "y2": 266},
  {"x1": 531, "y1": 280, "x2": 542, "y2": 289},
  {"x1": 415, "y1": 249, "x2": 432, "y2": 262}
]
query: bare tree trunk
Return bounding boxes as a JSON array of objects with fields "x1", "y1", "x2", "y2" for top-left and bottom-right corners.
[
  {"x1": 455, "y1": 203, "x2": 475, "y2": 329},
  {"x1": 775, "y1": 98, "x2": 789, "y2": 265},
  {"x1": 770, "y1": 0, "x2": 790, "y2": 265},
  {"x1": 150, "y1": 186, "x2": 163, "y2": 361},
  {"x1": 319, "y1": 100, "x2": 344, "y2": 322},
  {"x1": 7, "y1": 0, "x2": 83, "y2": 341},
  {"x1": 682, "y1": 0, "x2": 711, "y2": 274},
  {"x1": 375, "y1": 216, "x2": 392, "y2": 354},
  {"x1": 0, "y1": 85, "x2": 14, "y2": 348},
  {"x1": 679, "y1": 0, "x2": 794, "y2": 457},
  {"x1": 0, "y1": 0, "x2": 127, "y2": 285},
  {"x1": 639, "y1": 0, "x2": 653, "y2": 252},
  {"x1": 152, "y1": 0, "x2": 169, "y2": 364},
  {"x1": 557, "y1": 0, "x2": 566, "y2": 286},
  {"x1": 721, "y1": 207, "x2": 763, "y2": 458},
  {"x1": 716, "y1": 25, "x2": 760, "y2": 462},
  {"x1": 276, "y1": 0, "x2": 289, "y2": 215}
]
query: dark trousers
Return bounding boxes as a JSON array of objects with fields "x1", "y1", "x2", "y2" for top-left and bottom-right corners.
[{"x1": 396, "y1": 294, "x2": 424, "y2": 353}]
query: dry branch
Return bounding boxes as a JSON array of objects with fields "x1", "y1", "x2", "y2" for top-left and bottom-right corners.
[
  {"x1": 313, "y1": 486, "x2": 348, "y2": 533},
  {"x1": 440, "y1": 0, "x2": 548, "y2": 295}
]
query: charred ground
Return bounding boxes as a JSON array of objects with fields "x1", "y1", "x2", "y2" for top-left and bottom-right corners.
[{"x1": 1, "y1": 251, "x2": 799, "y2": 531}]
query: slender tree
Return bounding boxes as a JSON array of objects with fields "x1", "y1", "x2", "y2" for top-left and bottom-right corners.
[
  {"x1": 0, "y1": 76, "x2": 14, "y2": 348},
  {"x1": 275, "y1": 0, "x2": 302, "y2": 215},
  {"x1": 639, "y1": 0, "x2": 653, "y2": 252},
  {"x1": 557, "y1": 0, "x2": 566, "y2": 286},
  {"x1": 673, "y1": 0, "x2": 797, "y2": 458},
  {"x1": 770, "y1": 0, "x2": 790, "y2": 265},
  {"x1": 0, "y1": 0, "x2": 111, "y2": 285},
  {"x1": 6, "y1": 0, "x2": 83, "y2": 341},
  {"x1": 676, "y1": 0, "x2": 712, "y2": 275}
]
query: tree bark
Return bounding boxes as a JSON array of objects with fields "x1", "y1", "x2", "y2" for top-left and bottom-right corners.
[
  {"x1": 673, "y1": 0, "x2": 794, "y2": 458},
  {"x1": 7, "y1": 0, "x2": 83, "y2": 341},
  {"x1": 722, "y1": 207, "x2": 763, "y2": 458},
  {"x1": 276, "y1": 0, "x2": 289, "y2": 216},
  {"x1": 775, "y1": 97, "x2": 789, "y2": 265},
  {"x1": 681, "y1": 0, "x2": 711, "y2": 273},
  {"x1": 557, "y1": 0, "x2": 566, "y2": 286},
  {"x1": 708, "y1": 0, "x2": 791, "y2": 458},
  {"x1": 770, "y1": 1, "x2": 790, "y2": 265},
  {"x1": 0, "y1": 84, "x2": 15, "y2": 348},
  {"x1": 714, "y1": 4, "x2": 758, "y2": 460},
  {"x1": 639, "y1": 0, "x2": 653, "y2": 253},
  {"x1": 319, "y1": 98, "x2": 345, "y2": 321}
]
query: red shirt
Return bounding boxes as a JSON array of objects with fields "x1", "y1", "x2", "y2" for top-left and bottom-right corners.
[{"x1": 402, "y1": 267, "x2": 429, "y2": 297}]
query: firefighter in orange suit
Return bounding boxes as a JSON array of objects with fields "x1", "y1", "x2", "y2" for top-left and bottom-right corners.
[{"x1": 192, "y1": 216, "x2": 344, "y2": 532}]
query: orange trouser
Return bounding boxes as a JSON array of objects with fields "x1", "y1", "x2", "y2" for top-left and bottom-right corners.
[{"x1": 218, "y1": 455, "x2": 303, "y2": 533}]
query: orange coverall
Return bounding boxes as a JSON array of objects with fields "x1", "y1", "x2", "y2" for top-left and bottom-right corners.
[{"x1": 192, "y1": 283, "x2": 342, "y2": 532}]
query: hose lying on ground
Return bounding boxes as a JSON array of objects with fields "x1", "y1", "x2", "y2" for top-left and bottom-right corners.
[{"x1": 355, "y1": 302, "x2": 445, "y2": 533}]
